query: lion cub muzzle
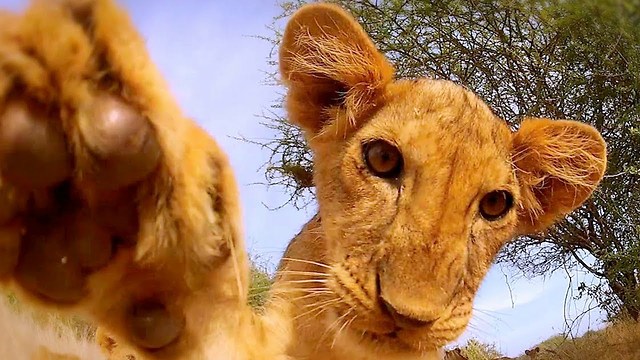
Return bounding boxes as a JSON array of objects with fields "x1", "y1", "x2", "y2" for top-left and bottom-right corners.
[{"x1": 376, "y1": 244, "x2": 465, "y2": 330}]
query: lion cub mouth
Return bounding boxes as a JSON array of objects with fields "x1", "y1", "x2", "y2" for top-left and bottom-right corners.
[
  {"x1": 326, "y1": 273, "x2": 447, "y2": 352},
  {"x1": 344, "y1": 323, "x2": 431, "y2": 354},
  {"x1": 375, "y1": 274, "x2": 439, "y2": 330}
]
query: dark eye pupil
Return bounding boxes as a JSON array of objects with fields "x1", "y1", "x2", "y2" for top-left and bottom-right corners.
[
  {"x1": 480, "y1": 190, "x2": 513, "y2": 220},
  {"x1": 363, "y1": 140, "x2": 403, "y2": 178},
  {"x1": 487, "y1": 194, "x2": 500, "y2": 206},
  {"x1": 376, "y1": 151, "x2": 395, "y2": 167}
]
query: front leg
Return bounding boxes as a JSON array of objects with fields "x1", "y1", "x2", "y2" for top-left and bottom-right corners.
[{"x1": 0, "y1": 0, "x2": 249, "y2": 358}]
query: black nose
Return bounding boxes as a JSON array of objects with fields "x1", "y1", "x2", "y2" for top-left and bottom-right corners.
[{"x1": 379, "y1": 297, "x2": 436, "y2": 329}]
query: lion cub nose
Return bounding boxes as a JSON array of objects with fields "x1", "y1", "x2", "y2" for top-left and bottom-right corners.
[{"x1": 380, "y1": 297, "x2": 437, "y2": 329}]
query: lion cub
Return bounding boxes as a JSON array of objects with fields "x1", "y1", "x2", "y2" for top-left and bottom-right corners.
[
  {"x1": 272, "y1": 3, "x2": 606, "y2": 360},
  {"x1": 0, "y1": 1, "x2": 606, "y2": 360}
]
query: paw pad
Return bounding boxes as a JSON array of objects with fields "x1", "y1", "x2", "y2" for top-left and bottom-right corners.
[
  {"x1": 79, "y1": 93, "x2": 161, "y2": 189},
  {"x1": 128, "y1": 300, "x2": 184, "y2": 350},
  {"x1": 0, "y1": 99, "x2": 71, "y2": 189}
]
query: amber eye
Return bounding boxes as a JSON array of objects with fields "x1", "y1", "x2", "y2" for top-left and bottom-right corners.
[
  {"x1": 363, "y1": 140, "x2": 403, "y2": 179},
  {"x1": 479, "y1": 190, "x2": 514, "y2": 221}
]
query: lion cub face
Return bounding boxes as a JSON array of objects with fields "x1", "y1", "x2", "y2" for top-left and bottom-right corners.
[
  {"x1": 312, "y1": 80, "x2": 519, "y2": 348},
  {"x1": 280, "y1": 3, "x2": 606, "y2": 354}
]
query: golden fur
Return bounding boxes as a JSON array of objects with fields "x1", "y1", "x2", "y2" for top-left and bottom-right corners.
[{"x1": 0, "y1": 1, "x2": 606, "y2": 360}]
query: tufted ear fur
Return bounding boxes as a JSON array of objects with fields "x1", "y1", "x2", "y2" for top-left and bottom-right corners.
[
  {"x1": 279, "y1": 3, "x2": 394, "y2": 138},
  {"x1": 512, "y1": 118, "x2": 607, "y2": 235}
]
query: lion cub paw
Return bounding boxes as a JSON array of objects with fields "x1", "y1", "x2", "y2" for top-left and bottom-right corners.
[
  {"x1": 1, "y1": 94, "x2": 159, "y2": 302},
  {"x1": 0, "y1": 0, "x2": 243, "y2": 355}
]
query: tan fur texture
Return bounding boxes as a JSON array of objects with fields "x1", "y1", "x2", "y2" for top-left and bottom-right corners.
[{"x1": 0, "y1": 1, "x2": 607, "y2": 360}]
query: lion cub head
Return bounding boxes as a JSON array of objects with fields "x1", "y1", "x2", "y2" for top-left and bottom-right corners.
[{"x1": 279, "y1": 3, "x2": 607, "y2": 355}]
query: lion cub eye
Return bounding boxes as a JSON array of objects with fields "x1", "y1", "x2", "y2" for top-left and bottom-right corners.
[
  {"x1": 363, "y1": 140, "x2": 403, "y2": 179},
  {"x1": 479, "y1": 190, "x2": 514, "y2": 221}
]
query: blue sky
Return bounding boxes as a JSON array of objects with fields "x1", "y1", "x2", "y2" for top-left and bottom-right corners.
[{"x1": 1, "y1": 0, "x2": 607, "y2": 357}]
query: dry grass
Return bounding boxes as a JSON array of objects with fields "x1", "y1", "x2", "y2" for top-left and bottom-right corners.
[
  {"x1": 531, "y1": 320, "x2": 640, "y2": 360},
  {"x1": 456, "y1": 339, "x2": 502, "y2": 359},
  {"x1": 449, "y1": 320, "x2": 640, "y2": 360}
]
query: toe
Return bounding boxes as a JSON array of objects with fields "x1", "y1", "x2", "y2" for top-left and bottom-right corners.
[
  {"x1": 15, "y1": 217, "x2": 86, "y2": 303},
  {"x1": 0, "y1": 99, "x2": 72, "y2": 189},
  {"x1": 79, "y1": 93, "x2": 161, "y2": 189},
  {"x1": 128, "y1": 300, "x2": 184, "y2": 350}
]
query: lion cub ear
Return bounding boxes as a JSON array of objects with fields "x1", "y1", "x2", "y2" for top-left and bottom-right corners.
[
  {"x1": 512, "y1": 118, "x2": 607, "y2": 235},
  {"x1": 279, "y1": 3, "x2": 394, "y2": 138}
]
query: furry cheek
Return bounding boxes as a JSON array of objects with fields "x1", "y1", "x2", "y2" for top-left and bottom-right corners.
[
  {"x1": 316, "y1": 140, "x2": 401, "y2": 258},
  {"x1": 465, "y1": 214, "x2": 519, "y2": 285}
]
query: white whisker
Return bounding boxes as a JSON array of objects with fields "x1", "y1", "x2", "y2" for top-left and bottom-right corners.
[
  {"x1": 294, "y1": 298, "x2": 341, "y2": 321},
  {"x1": 332, "y1": 312, "x2": 357, "y2": 349},
  {"x1": 272, "y1": 287, "x2": 330, "y2": 294},
  {"x1": 288, "y1": 291, "x2": 334, "y2": 303},
  {"x1": 323, "y1": 308, "x2": 353, "y2": 350},
  {"x1": 281, "y1": 257, "x2": 332, "y2": 269},
  {"x1": 284, "y1": 279, "x2": 329, "y2": 285},
  {"x1": 303, "y1": 298, "x2": 340, "y2": 309},
  {"x1": 276, "y1": 270, "x2": 332, "y2": 277}
]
